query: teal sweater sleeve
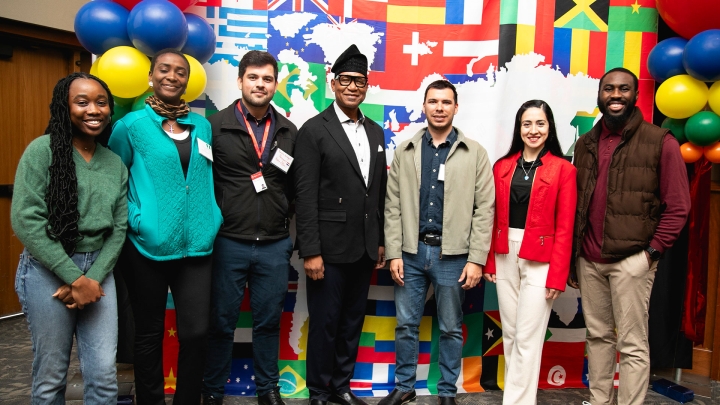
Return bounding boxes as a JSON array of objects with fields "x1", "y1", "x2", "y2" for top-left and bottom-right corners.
[
  {"x1": 11, "y1": 137, "x2": 84, "y2": 284},
  {"x1": 84, "y1": 166, "x2": 128, "y2": 282},
  {"x1": 109, "y1": 119, "x2": 141, "y2": 233}
]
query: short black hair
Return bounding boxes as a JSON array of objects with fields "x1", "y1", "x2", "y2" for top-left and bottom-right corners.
[
  {"x1": 599, "y1": 67, "x2": 638, "y2": 92},
  {"x1": 150, "y1": 48, "x2": 190, "y2": 75},
  {"x1": 424, "y1": 80, "x2": 457, "y2": 104},
  {"x1": 238, "y1": 51, "x2": 278, "y2": 81}
]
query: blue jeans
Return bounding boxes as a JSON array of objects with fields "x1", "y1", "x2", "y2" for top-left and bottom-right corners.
[
  {"x1": 394, "y1": 243, "x2": 466, "y2": 397},
  {"x1": 203, "y1": 236, "x2": 292, "y2": 398},
  {"x1": 15, "y1": 248, "x2": 118, "y2": 405}
]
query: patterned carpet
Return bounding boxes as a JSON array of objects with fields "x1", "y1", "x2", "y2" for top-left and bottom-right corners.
[{"x1": 0, "y1": 316, "x2": 711, "y2": 404}]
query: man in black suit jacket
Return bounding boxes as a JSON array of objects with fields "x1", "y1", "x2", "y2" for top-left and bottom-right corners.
[{"x1": 294, "y1": 45, "x2": 387, "y2": 405}]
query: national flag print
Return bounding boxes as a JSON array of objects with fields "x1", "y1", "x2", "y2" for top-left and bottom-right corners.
[
  {"x1": 554, "y1": 0, "x2": 609, "y2": 32},
  {"x1": 164, "y1": 0, "x2": 663, "y2": 396},
  {"x1": 498, "y1": 0, "x2": 555, "y2": 67},
  {"x1": 369, "y1": 0, "x2": 499, "y2": 90},
  {"x1": 446, "y1": 0, "x2": 485, "y2": 25},
  {"x1": 607, "y1": 0, "x2": 657, "y2": 32}
]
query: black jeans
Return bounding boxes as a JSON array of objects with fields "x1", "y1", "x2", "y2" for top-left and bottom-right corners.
[{"x1": 121, "y1": 240, "x2": 212, "y2": 405}]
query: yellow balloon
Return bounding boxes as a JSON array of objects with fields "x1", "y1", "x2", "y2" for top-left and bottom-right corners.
[
  {"x1": 709, "y1": 81, "x2": 720, "y2": 116},
  {"x1": 97, "y1": 46, "x2": 151, "y2": 99},
  {"x1": 184, "y1": 54, "x2": 207, "y2": 103},
  {"x1": 656, "y1": 75, "x2": 709, "y2": 119},
  {"x1": 90, "y1": 55, "x2": 101, "y2": 77}
]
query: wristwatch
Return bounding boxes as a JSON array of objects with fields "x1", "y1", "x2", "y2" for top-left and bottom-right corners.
[{"x1": 644, "y1": 246, "x2": 661, "y2": 261}]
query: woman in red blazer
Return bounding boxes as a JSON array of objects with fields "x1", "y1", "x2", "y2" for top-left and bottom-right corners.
[{"x1": 483, "y1": 100, "x2": 577, "y2": 405}]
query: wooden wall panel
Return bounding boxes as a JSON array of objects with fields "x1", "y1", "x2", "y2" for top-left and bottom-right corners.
[{"x1": 0, "y1": 38, "x2": 78, "y2": 316}]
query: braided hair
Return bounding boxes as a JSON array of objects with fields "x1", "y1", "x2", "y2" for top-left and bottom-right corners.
[{"x1": 44, "y1": 72, "x2": 114, "y2": 254}]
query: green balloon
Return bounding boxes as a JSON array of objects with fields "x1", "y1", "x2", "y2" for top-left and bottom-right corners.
[
  {"x1": 132, "y1": 92, "x2": 154, "y2": 112},
  {"x1": 114, "y1": 96, "x2": 134, "y2": 107},
  {"x1": 662, "y1": 117, "x2": 688, "y2": 144},
  {"x1": 112, "y1": 102, "x2": 131, "y2": 124},
  {"x1": 685, "y1": 111, "x2": 720, "y2": 146}
]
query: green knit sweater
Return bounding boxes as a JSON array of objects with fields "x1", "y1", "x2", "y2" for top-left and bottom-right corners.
[{"x1": 11, "y1": 135, "x2": 128, "y2": 284}]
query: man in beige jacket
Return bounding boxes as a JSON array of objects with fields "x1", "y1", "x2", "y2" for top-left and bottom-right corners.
[{"x1": 381, "y1": 80, "x2": 495, "y2": 405}]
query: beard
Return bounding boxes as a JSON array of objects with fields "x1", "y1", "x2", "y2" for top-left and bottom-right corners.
[
  {"x1": 242, "y1": 90, "x2": 272, "y2": 108},
  {"x1": 598, "y1": 95, "x2": 636, "y2": 131}
]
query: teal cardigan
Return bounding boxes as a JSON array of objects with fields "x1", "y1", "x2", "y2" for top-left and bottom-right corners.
[{"x1": 109, "y1": 105, "x2": 222, "y2": 261}]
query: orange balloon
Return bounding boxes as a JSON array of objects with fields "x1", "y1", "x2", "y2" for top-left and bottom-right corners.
[
  {"x1": 681, "y1": 142, "x2": 704, "y2": 163},
  {"x1": 704, "y1": 142, "x2": 720, "y2": 163}
]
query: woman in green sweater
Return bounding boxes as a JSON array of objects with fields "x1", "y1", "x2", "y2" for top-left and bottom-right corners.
[
  {"x1": 12, "y1": 72, "x2": 128, "y2": 404},
  {"x1": 109, "y1": 49, "x2": 222, "y2": 405}
]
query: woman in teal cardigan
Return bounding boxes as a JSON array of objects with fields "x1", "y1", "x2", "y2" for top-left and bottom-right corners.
[
  {"x1": 13, "y1": 72, "x2": 127, "y2": 404},
  {"x1": 109, "y1": 49, "x2": 222, "y2": 405}
]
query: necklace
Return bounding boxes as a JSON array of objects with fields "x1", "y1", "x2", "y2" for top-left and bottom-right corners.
[
  {"x1": 521, "y1": 155, "x2": 537, "y2": 181},
  {"x1": 166, "y1": 120, "x2": 176, "y2": 133},
  {"x1": 73, "y1": 141, "x2": 93, "y2": 152}
]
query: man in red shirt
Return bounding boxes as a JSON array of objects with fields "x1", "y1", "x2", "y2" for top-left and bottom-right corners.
[{"x1": 569, "y1": 67, "x2": 691, "y2": 405}]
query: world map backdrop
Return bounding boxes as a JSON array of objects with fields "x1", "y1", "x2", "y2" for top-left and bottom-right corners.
[{"x1": 160, "y1": 0, "x2": 659, "y2": 396}]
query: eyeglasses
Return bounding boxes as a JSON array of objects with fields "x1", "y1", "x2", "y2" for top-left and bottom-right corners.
[{"x1": 335, "y1": 75, "x2": 368, "y2": 88}]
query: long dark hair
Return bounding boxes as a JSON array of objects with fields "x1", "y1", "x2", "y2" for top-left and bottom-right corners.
[
  {"x1": 499, "y1": 99, "x2": 564, "y2": 161},
  {"x1": 45, "y1": 72, "x2": 114, "y2": 254}
]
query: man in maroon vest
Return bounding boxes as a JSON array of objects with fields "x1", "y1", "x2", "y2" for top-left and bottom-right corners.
[{"x1": 569, "y1": 67, "x2": 690, "y2": 405}]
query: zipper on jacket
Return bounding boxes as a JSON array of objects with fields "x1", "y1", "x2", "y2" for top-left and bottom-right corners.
[
  {"x1": 184, "y1": 185, "x2": 189, "y2": 258},
  {"x1": 599, "y1": 137, "x2": 626, "y2": 255},
  {"x1": 540, "y1": 236, "x2": 544, "y2": 246}
]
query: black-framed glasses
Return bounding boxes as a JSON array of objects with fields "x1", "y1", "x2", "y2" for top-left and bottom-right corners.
[{"x1": 336, "y1": 74, "x2": 368, "y2": 88}]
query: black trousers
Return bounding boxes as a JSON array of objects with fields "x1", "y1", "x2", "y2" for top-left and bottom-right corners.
[
  {"x1": 121, "y1": 240, "x2": 212, "y2": 405},
  {"x1": 306, "y1": 255, "x2": 374, "y2": 400}
]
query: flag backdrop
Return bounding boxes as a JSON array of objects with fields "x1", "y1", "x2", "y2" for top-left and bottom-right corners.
[{"x1": 161, "y1": 0, "x2": 659, "y2": 396}]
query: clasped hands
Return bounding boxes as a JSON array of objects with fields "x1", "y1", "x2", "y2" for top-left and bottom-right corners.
[{"x1": 52, "y1": 275, "x2": 105, "y2": 309}]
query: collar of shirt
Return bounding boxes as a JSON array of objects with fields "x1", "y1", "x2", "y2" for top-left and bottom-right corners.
[
  {"x1": 333, "y1": 101, "x2": 365, "y2": 125},
  {"x1": 237, "y1": 99, "x2": 272, "y2": 125},
  {"x1": 423, "y1": 127, "x2": 457, "y2": 146},
  {"x1": 600, "y1": 118, "x2": 625, "y2": 139}
]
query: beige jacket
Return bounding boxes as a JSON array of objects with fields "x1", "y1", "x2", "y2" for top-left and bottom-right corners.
[{"x1": 384, "y1": 127, "x2": 495, "y2": 265}]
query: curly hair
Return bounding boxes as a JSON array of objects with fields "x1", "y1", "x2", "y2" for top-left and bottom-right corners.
[{"x1": 44, "y1": 72, "x2": 114, "y2": 254}]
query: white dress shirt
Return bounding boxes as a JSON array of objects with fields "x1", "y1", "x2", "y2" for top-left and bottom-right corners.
[{"x1": 333, "y1": 102, "x2": 370, "y2": 186}]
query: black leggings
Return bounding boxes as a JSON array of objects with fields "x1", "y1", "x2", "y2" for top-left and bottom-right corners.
[{"x1": 121, "y1": 240, "x2": 212, "y2": 405}]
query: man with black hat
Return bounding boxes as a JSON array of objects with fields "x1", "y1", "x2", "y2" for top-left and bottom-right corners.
[{"x1": 294, "y1": 44, "x2": 387, "y2": 405}]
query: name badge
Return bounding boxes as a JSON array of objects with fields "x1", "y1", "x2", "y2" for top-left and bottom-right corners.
[
  {"x1": 270, "y1": 148, "x2": 294, "y2": 173},
  {"x1": 197, "y1": 138, "x2": 213, "y2": 161},
  {"x1": 438, "y1": 164, "x2": 446, "y2": 182},
  {"x1": 251, "y1": 171, "x2": 268, "y2": 193}
]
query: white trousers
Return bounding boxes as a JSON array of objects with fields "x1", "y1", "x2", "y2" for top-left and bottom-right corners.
[{"x1": 496, "y1": 228, "x2": 553, "y2": 405}]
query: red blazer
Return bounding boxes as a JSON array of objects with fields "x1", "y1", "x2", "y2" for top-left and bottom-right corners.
[{"x1": 485, "y1": 152, "x2": 577, "y2": 291}]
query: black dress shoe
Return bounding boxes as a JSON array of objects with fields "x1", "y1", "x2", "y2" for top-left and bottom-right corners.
[
  {"x1": 438, "y1": 396, "x2": 456, "y2": 405},
  {"x1": 378, "y1": 388, "x2": 416, "y2": 405},
  {"x1": 330, "y1": 391, "x2": 368, "y2": 405},
  {"x1": 259, "y1": 388, "x2": 285, "y2": 405},
  {"x1": 310, "y1": 399, "x2": 328, "y2": 405},
  {"x1": 203, "y1": 395, "x2": 224, "y2": 405}
]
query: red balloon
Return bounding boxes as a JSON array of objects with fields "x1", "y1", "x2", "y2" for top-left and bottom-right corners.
[
  {"x1": 169, "y1": 0, "x2": 199, "y2": 11},
  {"x1": 112, "y1": 0, "x2": 142, "y2": 11},
  {"x1": 657, "y1": 0, "x2": 720, "y2": 40}
]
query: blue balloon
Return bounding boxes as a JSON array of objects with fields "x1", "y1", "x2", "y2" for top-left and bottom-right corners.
[
  {"x1": 127, "y1": 0, "x2": 188, "y2": 56},
  {"x1": 74, "y1": 0, "x2": 132, "y2": 55},
  {"x1": 647, "y1": 37, "x2": 687, "y2": 83},
  {"x1": 683, "y1": 29, "x2": 720, "y2": 82},
  {"x1": 181, "y1": 14, "x2": 216, "y2": 64}
]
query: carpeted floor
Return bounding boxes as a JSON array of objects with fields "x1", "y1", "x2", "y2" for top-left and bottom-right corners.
[{"x1": 0, "y1": 316, "x2": 711, "y2": 404}]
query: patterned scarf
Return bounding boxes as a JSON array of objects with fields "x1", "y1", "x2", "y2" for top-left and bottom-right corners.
[{"x1": 145, "y1": 95, "x2": 190, "y2": 119}]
